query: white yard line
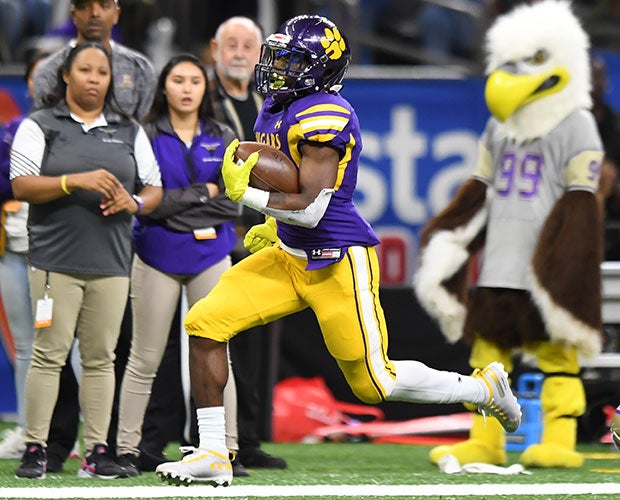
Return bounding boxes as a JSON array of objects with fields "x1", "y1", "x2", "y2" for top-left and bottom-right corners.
[{"x1": 0, "y1": 483, "x2": 619, "y2": 498}]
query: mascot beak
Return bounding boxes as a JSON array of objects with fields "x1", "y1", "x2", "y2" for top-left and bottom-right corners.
[{"x1": 485, "y1": 67, "x2": 570, "y2": 122}]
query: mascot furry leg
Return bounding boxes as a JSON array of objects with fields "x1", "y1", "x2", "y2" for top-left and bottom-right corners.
[
  {"x1": 430, "y1": 338, "x2": 512, "y2": 465},
  {"x1": 520, "y1": 343, "x2": 585, "y2": 468}
]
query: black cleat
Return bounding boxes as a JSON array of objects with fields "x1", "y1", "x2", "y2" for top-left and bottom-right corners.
[{"x1": 239, "y1": 447, "x2": 287, "y2": 469}]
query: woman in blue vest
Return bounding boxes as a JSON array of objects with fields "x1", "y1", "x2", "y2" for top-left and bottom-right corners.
[
  {"x1": 115, "y1": 54, "x2": 241, "y2": 477},
  {"x1": 10, "y1": 41, "x2": 163, "y2": 480}
]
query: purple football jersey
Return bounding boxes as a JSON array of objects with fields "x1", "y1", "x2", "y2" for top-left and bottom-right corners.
[{"x1": 254, "y1": 93, "x2": 379, "y2": 268}]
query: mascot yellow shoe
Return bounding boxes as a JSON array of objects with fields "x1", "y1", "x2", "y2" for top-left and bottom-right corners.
[
  {"x1": 520, "y1": 375, "x2": 585, "y2": 468},
  {"x1": 430, "y1": 413, "x2": 506, "y2": 465}
]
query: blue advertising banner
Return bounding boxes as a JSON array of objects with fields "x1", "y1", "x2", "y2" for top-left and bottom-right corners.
[
  {"x1": 1, "y1": 53, "x2": 620, "y2": 287},
  {"x1": 343, "y1": 77, "x2": 488, "y2": 285}
]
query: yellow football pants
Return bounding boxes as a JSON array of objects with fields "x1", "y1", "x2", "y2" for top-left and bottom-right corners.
[{"x1": 185, "y1": 245, "x2": 397, "y2": 404}]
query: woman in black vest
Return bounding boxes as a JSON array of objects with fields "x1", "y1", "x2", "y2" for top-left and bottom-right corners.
[{"x1": 9, "y1": 42, "x2": 162, "y2": 480}]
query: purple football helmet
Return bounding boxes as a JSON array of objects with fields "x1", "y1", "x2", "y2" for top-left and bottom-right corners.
[{"x1": 255, "y1": 15, "x2": 351, "y2": 103}]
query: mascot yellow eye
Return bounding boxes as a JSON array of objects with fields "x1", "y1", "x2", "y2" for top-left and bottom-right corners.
[{"x1": 526, "y1": 49, "x2": 548, "y2": 66}]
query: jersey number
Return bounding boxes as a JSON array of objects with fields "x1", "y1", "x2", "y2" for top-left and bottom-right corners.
[{"x1": 496, "y1": 152, "x2": 542, "y2": 198}]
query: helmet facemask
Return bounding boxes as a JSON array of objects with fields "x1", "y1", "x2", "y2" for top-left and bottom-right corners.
[
  {"x1": 255, "y1": 37, "x2": 313, "y2": 101},
  {"x1": 254, "y1": 16, "x2": 351, "y2": 103}
]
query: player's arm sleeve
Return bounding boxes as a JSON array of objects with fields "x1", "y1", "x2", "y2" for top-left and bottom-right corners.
[{"x1": 262, "y1": 188, "x2": 334, "y2": 228}]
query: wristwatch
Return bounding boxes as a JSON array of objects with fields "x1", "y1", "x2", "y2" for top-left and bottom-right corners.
[{"x1": 132, "y1": 194, "x2": 144, "y2": 214}]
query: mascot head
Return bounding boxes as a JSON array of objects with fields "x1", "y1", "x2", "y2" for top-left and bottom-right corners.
[{"x1": 484, "y1": 0, "x2": 591, "y2": 141}]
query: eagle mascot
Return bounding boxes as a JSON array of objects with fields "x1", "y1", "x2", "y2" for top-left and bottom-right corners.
[{"x1": 414, "y1": 0, "x2": 603, "y2": 469}]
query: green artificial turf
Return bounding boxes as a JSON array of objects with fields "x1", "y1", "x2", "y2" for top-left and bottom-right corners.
[{"x1": 0, "y1": 421, "x2": 618, "y2": 499}]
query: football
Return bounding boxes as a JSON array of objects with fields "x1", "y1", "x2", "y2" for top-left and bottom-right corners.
[{"x1": 235, "y1": 141, "x2": 299, "y2": 194}]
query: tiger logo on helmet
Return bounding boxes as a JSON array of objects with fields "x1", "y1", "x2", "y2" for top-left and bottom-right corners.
[{"x1": 255, "y1": 15, "x2": 351, "y2": 103}]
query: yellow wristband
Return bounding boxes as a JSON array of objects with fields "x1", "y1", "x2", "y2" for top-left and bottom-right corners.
[{"x1": 60, "y1": 175, "x2": 71, "y2": 195}]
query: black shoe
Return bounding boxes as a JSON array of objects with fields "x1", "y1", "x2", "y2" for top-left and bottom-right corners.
[
  {"x1": 15, "y1": 443, "x2": 47, "y2": 479},
  {"x1": 77, "y1": 444, "x2": 130, "y2": 479},
  {"x1": 239, "y1": 447, "x2": 287, "y2": 469},
  {"x1": 137, "y1": 447, "x2": 167, "y2": 472},
  {"x1": 231, "y1": 455, "x2": 250, "y2": 477},
  {"x1": 117, "y1": 453, "x2": 140, "y2": 477},
  {"x1": 46, "y1": 453, "x2": 65, "y2": 473}
]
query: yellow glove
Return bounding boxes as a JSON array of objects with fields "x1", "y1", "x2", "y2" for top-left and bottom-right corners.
[
  {"x1": 243, "y1": 216, "x2": 278, "y2": 253},
  {"x1": 222, "y1": 138, "x2": 259, "y2": 202}
]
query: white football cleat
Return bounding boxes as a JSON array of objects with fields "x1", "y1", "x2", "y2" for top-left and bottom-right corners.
[
  {"x1": 474, "y1": 362, "x2": 522, "y2": 433},
  {"x1": 156, "y1": 447, "x2": 232, "y2": 486}
]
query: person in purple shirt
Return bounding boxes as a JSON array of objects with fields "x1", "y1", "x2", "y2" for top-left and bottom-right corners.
[
  {"x1": 156, "y1": 15, "x2": 522, "y2": 487},
  {"x1": 114, "y1": 54, "x2": 241, "y2": 478}
]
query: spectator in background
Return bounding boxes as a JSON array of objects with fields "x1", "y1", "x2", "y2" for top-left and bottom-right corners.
[
  {"x1": 206, "y1": 16, "x2": 287, "y2": 470},
  {"x1": 575, "y1": 0, "x2": 620, "y2": 52},
  {"x1": 10, "y1": 41, "x2": 162, "y2": 479},
  {"x1": 591, "y1": 56, "x2": 620, "y2": 260},
  {"x1": 416, "y1": 1, "x2": 487, "y2": 60},
  {"x1": 0, "y1": 51, "x2": 48, "y2": 460},
  {"x1": 30, "y1": 0, "x2": 157, "y2": 474},
  {"x1": 116, "y1": 0, "x2": 156, "y2": 54},
  {"x1": 33, "y1": 0, "x2": 156, "y2": 120},
  {"x1": 115, "y1": 53, "x2": 242, "y2": 478},
  {"x1": 0, "y1": 0, "x2": 53, "y2": 62}
]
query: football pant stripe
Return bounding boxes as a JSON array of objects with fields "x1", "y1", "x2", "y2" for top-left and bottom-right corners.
[{"x1": 349, "y1": 246, "x2": 396, "y2": 400}]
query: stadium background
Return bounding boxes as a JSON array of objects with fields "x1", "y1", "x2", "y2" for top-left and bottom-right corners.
[{"x1": 0, "y1": 49, "x2": 619, "y2": 436}]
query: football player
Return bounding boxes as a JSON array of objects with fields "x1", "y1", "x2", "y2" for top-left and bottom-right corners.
[{"x1": 155, "y1": 15, "x2": 522, "y2": 486}]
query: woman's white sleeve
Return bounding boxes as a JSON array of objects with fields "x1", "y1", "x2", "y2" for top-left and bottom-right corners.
[
  {"x1": 10, "y1": 118, "x2": 45, "y2": 178},
  {"x1": 134, "y1": 125, "x2": 162, "y2": 187}
]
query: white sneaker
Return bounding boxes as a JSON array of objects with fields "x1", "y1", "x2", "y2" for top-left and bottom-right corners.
[
  {"x1": 156, "y1": 446, "x2": 232, "y2": 486},
  {"x1": 0, "y1": 426, "x2": 25, "y2": 459},
  {"x1": 474, "y1": 362, "x2": 522, "y2": 433}
]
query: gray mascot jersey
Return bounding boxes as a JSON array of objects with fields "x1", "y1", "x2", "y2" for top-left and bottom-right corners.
[{"x1": 472, "y1": 108, "x2": 602, "y2": 290}]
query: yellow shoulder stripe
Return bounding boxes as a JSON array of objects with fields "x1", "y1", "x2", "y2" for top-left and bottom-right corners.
[
  {"x1": 300, "y1": 116, "x2": 349, "y2": 134},
  {"x1": 295, "y1": 103, "x2": 351, "y2": 117}
]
